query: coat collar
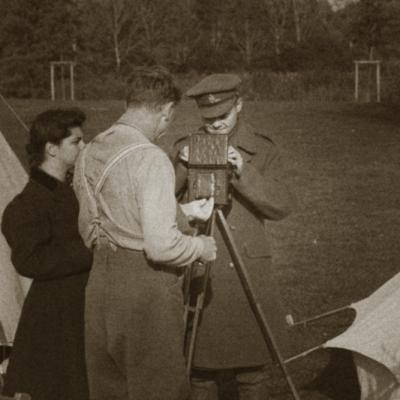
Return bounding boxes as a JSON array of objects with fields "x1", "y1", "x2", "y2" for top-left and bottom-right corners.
[
  {"x1": 30, "y1": 167, "x2": 61, "y2": 191},
  {"x1": 229, "y1": 120, "x2": 258, "y2": 155}
]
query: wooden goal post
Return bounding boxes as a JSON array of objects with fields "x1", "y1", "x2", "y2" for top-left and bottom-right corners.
[
  {"x1": 354, "y1": 60, "x2": 381, "y2": 103},
  {"x1": 50, "y1": 61, "x2": 76, "y2": 101}
]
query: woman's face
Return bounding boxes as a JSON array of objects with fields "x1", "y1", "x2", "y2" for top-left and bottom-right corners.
[{"x1": 54, "y1": 127, "x2": 85, "y2": 168}]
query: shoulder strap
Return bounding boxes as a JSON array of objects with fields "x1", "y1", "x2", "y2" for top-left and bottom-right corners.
[
  {"x1": 94, "y1": 142, "x2": 155, "y2": 196},
  {"x1": 78, "y1": 141, "x2": 155, "y2": 247},
  {"x1": 79, "y1": 142, "x2": 96, "y2": 207}
]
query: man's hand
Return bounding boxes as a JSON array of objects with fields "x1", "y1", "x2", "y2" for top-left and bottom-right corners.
[
  {"x1": 198, "y1": 235, "x2": 217, "y2": 262},
  {"x1": 228, "y1": 146, "x2": 243, "y2": 176},
  {"x1": 179, "y1": 145, "x2": 189, "y2": 162},
  {"x1": 180, "y1": 197, "x2": 214, "y2": 222}
]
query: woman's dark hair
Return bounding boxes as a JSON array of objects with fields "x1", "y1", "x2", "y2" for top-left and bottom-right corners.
[
  {"x1": 126, "y1": 65, "x2": 181, "y2": 111},
  {"x1": 26, "y1": 108, "x2": 86, "y2": 167}
]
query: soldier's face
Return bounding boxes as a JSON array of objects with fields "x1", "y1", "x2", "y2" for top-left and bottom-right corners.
[{"x1": 203, "y1": 98, "x2": 242, "y2": 135}]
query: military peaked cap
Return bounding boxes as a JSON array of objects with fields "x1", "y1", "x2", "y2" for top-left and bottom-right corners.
[{"x1": 186, "y1": 74, "x2": 242, "y2": 119}]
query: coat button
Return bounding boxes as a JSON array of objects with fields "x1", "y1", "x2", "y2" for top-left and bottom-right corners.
[
  {"x1": 230, "y1": 225, "x2": 236, "y2": 231},
  {"x1": 229, "y1": 262, "x2": 234, "y2": 269}
]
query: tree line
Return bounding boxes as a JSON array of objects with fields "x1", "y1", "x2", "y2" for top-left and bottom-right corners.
[{"x1": 0, "y1": 0, "x2": 399, "y2": 99}]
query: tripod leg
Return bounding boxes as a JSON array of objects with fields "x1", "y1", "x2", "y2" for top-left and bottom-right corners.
[
  {"x1": 185, "y1": 211, "x2": 216, "y2": 374},
  {"x1": 216, "y1": 209, "x2": 301, "y2": 400},
  {"x1": 186, "y1": 291, "x2": 204, "y2": 374},
  {"x1": 183, "y1": 263, "x2": 194, "y2": 333}
]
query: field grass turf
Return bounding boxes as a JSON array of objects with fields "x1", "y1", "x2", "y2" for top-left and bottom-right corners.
[{"x1": 2, "y1": 98, "x2": 400, "y2": 399}]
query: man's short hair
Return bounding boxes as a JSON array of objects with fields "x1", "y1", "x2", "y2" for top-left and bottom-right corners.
[{"x1": 126, "y1": 66, "x2": 181, "y2": 111}]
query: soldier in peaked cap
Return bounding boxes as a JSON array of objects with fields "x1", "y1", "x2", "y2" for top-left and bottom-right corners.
[{"x1": 171, "y1": 73, "x2": 295, "y2": 400}]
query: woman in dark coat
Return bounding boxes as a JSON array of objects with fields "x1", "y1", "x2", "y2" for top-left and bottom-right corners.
[{"x1": 1, "y1": 109, "x2": 92, "y2": 400}]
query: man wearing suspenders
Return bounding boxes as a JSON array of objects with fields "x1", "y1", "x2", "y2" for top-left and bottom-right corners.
[{"x1": 73, "y1": 66, "x2": 217, "y2": 400}]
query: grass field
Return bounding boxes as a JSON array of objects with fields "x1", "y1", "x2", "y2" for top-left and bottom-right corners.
[{"x1": 2, "y1": 98, "x2": 400, "y2": 399}]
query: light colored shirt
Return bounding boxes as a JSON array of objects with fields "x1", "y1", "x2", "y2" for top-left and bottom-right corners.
[{"x1": 73, "y1": 120, "x2": 204, "y2": 267}]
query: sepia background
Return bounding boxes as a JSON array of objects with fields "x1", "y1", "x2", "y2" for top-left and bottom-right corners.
[{"x1": 1, "y1": 0, "x2": 400, "y2": 399}]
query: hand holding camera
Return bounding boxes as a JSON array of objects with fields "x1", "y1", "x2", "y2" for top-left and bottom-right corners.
[
  {"x1": 227, "y1": 146, "x2": 243, "y2": 176},
  {"x1": 180, "y1": 197, "x2": 215, "y2": 222},
  {"x1": 179, "y1": 145, "x2": 189, "y2": 162}
]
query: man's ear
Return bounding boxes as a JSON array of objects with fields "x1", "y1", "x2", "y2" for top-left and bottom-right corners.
[
  {"x1": 236, "y1": 97, "x2": 243, "y2": 114},
  {"x1": 161, "y1": 101, "x2": 175, "y2": 122}
]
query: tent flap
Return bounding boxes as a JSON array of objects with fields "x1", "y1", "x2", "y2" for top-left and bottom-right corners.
[{"x1": 0, "y1": 131, "x2": 30, "y2": 343}]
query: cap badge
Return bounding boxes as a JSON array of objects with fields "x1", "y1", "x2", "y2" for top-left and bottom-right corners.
[{"x1": 207, "y1": 94, "x2": 220, "y2": 104}]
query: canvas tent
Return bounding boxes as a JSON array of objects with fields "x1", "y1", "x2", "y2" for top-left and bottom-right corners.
[
  {"x1": 324, "y1": 272, "x2": 400, "y2": 400},
  {"x1": 0, "y1": 130, "x2": 31, "y2": 345}
]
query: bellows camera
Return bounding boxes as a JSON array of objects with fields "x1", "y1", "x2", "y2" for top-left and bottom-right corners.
[{"x1": 187, "y1": 133, "x2": 231, "y2": 205}]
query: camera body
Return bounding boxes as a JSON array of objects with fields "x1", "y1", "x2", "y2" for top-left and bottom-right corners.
[{"x1": 187, "y1": 133, "x2": 231, "y2": 205}]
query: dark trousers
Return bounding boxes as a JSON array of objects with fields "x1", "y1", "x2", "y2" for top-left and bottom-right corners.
[
  {"x1": 190, "y1": 367, "x2": 269, "y2": 400},
  {"x1": 85, "y1": 246, "x2": 189, "y2": 400}
]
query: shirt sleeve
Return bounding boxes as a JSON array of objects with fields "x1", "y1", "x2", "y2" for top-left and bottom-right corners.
[
  {"x1": 133, "y1": 148, "x2": 204, "y2": 266},
  {"x1": 1, "y1": 200, "x2": 92, "y2": 281},
  {"x1": 176, "y1": 203, "x2": 196, "y2": 235}
]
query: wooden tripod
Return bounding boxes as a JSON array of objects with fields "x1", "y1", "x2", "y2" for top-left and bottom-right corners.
[{"x1": 183, "y1": 208, "x2": 301, "y2": 400}]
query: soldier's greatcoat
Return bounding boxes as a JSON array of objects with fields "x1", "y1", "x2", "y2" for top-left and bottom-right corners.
[{"x1": 173, "y1": 120, "x2": 294, "y2": 369}]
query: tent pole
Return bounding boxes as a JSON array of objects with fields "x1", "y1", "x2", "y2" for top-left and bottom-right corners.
[
  {"x1": 288, "y1": 305, "x2": 352, "y2": 328},
  {"x1": 284, "y1": 344, "x2": 324, "y2": 364}
]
